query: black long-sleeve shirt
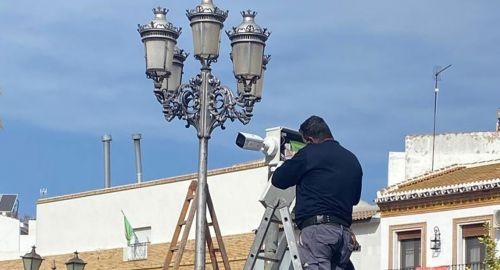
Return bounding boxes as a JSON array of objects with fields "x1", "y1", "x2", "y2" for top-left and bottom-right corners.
[{"x1": 271, "y1": 140, "x2": 362, "y2": 226}]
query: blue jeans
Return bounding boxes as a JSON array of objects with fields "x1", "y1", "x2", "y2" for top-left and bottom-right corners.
[{"x1": 298, "y1": 224, "x2": 354, "y2": 270}]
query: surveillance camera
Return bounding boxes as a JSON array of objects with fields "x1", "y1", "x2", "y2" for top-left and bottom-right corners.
[
  {"x1": 236, "y1": 132, "x2": 264, "y2": 151},
  {"x1": 236, "y1": 132, "x2": 279, "y2": 158}
]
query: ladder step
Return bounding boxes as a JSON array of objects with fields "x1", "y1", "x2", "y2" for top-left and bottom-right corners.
[
  {"x1": 179, "y1": 220, "x2": 188, "y2": 226},
  {"x1": 256, "y1": 255, "x2": 280, "y2": 262},
  {"x1": 186, "y1": 195, "x2": 194, "y2": 201},
  {"x1": 207, "y1": 222, "x2": 213, "y2": 226},
  {"x1": 170, "y1": 246, "x2": 179, "y2": 252}
]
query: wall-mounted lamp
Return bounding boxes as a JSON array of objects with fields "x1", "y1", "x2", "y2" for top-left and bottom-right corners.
[{"x1": 430, "y1": 226, "x2": 441, "y2": 251}]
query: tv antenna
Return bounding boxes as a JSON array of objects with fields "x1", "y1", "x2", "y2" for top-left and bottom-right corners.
[
  {"x1": 39, "y1": 188, "x2": 48, "y2": 198},
  {"x1": 431, "y1": 64, "x2": 452, "y2": 171}
]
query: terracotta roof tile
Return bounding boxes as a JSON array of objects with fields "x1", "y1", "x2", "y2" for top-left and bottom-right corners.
[{"x1": 395, "y1": 162, "x2": 500, "y2": 192}]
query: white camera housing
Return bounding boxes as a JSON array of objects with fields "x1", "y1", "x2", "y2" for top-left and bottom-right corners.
[{"x1": 235, "y1": 132, "x2": 278, "y2": 158}]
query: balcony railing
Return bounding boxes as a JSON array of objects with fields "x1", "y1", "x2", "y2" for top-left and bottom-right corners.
[{"x1": 123, "y1": 242, "x2": 149, "y2": 261}]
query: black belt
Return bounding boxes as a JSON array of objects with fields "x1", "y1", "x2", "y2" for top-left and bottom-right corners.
[{"x1": 298, "y1": 215, "x2": 349, "y2": 230}]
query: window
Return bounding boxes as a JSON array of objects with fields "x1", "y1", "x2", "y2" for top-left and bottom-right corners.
[
  {"x1": 399, "y1": 230, "x2": 421, "y2": 270},
  {"x1": 452, "y1": 215, "x2": 492, "y2": 269},
  {"x1": 123, "y1": 226, "x2": 151, "y2": 261},
  {"x1": 133, "y1": 226, "x2": 151, "y2": 244},
  {"x1": 389, "y1": 223, "x2": 426, "y2": 270},
  {"x1": 462, "y1": 223, "x2": 486, "y2": 270}
]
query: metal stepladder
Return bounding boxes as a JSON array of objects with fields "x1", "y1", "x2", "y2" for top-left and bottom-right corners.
[
  {"x1": 243, "y1": 179, "x2": 302, "y2": 270},
  {"x1": 163, "y1": 180, "x2": 231, "y2": 270}
]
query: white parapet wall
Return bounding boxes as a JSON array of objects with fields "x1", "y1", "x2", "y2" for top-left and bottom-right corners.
[
  {"x1": 405, "y1": 132, "x2": 499, "y2": 180},
  {"x1": 387, "y1": 132, "x2": 500, "y2": 186},
  {"x1": 36, "y1": 162, "x2": 269, "y2": 256}
]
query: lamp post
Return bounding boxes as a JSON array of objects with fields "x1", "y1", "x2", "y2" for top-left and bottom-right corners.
[
  {"x1": 21, "y1": 246, "x2": 43, "y2": 270},
  {"x1": 431, "y1": 64, "x2": 452, "y2": 171},
  {"x1": 138, "y1": 1, "x2": 270, "y2": 269},
  {"x1": 65, "y1": 251, "x2": 86, "y2": 270}
]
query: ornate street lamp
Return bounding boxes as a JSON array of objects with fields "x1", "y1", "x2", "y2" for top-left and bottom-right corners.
[
  {"x1": 21, "y1": 246, "x2": 44, "y2": 270},
  {"x1": 138, "y1": 1, "x2": 270, "y2": 269},
  {"x1": 65, "y1": 251, "x2": 86, "y2": 270}
]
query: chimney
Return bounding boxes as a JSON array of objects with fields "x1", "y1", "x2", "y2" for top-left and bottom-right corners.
[
  {"x1": 102, "y1": 134, "x2": 112, "y2": 188},
  {"x1": 132, "y1": 133, "x2": 143, "y2": 183}
]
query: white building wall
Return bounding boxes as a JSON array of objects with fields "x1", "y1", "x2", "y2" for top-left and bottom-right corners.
[
  {"x1": 36, "y1": 166, "x2": 269, "y2": 256},
  {"x1": 388, "y1": 152, "x2": 405, "y2": 186},
  {"x1": 380, "y1": 204, "x2": 500, "y2": 269},
  {"x1": 0, "y1": 215, "x2": 20, "y2": 260},
  {"x1": 350, "y1": 218, "x2": 381, "y2": 270},
  {"x1": 404, "y1": 132, "x2": 500, "y2": 181},
  {"x1": 19, "y1": 220, "x2": 36, "y2": 256}
]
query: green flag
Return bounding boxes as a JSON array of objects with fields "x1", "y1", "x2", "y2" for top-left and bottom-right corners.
[
  {"x1": 290, "y1": 140, "x2": 306, "y2": 152},
  {"x1": 123, "y1": 214, "x2": 134, "y2": 245}
]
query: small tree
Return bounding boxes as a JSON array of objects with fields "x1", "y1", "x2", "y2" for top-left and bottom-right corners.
[{"x1": 479, "y1": 222, "x2": 500, "y2": 270}]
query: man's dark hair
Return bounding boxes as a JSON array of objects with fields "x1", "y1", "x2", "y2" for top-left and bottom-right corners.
[{"x1": 299, "y1": 115, "x2": 333, "y2": 141}]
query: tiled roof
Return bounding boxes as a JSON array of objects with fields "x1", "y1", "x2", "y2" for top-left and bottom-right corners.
[
  {"x1": 0, "y1": 194, "x2": 17, "y2": 212},
  {"x1": 376, "y1": 160, "x2": 500, "y2": 203},
  {"x1": 352, "y1": 200, "x2": 379, "y2": 220}
]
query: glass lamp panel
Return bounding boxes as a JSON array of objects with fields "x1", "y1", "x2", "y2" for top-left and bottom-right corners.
[
  {"x1": 191, "y1": 22, "x2": 221, "y2": 58},
  {"x1": 66, "y1": 263, "x2": 86, "y2": 270},
  {"x1": 232, "y1": 42, "x2": 263, "y2": 80},
  {"x1": 32, "y1": 259, "x2": 43, "y2": 270},
  {"x1": 167, "y1": 63, "x2": 183, "y2": 91},
  {"x1": 252, "y1": 70, "x2": 264, "y2": 98},
  {"x1": 164, "y1": 40, "x2": 175, "y2": 74},
  {"x1": 22, "y1": 258, "x2": 32, "y2": 270},
  {"x1": 144, "y1": 39, "x2": 168, "y2": 76}
]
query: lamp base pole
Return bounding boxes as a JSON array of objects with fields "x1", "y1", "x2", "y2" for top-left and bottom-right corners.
[{"x1": 194, "y1": 66, "x2": 211, "y2": 270}]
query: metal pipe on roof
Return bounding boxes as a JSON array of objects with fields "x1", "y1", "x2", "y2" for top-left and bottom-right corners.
[
  {"x1": 102, "y1": 134, "x2": 112, "y2": 188},
  {"x1": 132, "y1": 133, "x2": 143, "y2": 183}
]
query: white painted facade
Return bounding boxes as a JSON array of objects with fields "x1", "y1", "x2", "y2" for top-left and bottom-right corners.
[
  {"x1": 36, "y1": 165, "x2": 269, "y2": 256},
  {"x1": 0, "y1": 215, "x2": 36, "y2": 260},
  {"x1": 389, "y1": 132, "x2": 500, "y2": 185},
  {"x1": 350, "y1": 217, "x2": 381, "y2": 270},
  {"x1": 380, "y1": 205, "x2": 500, "y2": 269}
]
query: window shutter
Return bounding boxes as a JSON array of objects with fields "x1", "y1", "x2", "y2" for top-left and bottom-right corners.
[
  {"x1": 462, "y1": 223, "x2": 487, "y2": 238},
  {"x1": 398, "y1": 230, "x2": 421, "y2": 241}
]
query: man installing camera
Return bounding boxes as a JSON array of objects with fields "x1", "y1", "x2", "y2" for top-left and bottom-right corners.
[{"x1": 272, "y1": 115, "x2": 363, "y2": 270}]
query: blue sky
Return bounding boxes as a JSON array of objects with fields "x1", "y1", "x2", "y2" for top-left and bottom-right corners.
[{"x1": 1, "y1": 1, "x2": 499, "y2": 217}]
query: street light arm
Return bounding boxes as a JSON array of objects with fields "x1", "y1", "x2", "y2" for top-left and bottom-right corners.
[{"x1": 435, "y1": 64, "x2": 452, "y2": 77}]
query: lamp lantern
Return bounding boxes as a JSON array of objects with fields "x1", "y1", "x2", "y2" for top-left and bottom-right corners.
[
  {"x1": 237, "y1": 55, "x2": 270, "y2": 100},
  {"x1": 227, "y1": 10, "x2": 270, "y2": 90},
  {"x1": 138, "y1": 7, "x2": 182, "y2": 82},
  {"x1": 163, "y1": 47, "x2": 189, "y2": 92},
  {"x1": 21, "y1": 246, "x2": 44, "y2": 270},
  {"x1": 65, "y1": 251, "x2": 86, "y2": 270},
  {"x1": 430, "y1": 226, "x2": 441, "y2": 251},
  {"x1": 186, "y1": 0, "x2": 228, "y2": 61}
]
